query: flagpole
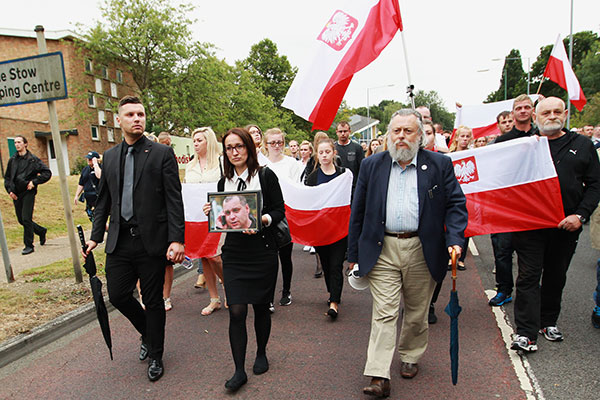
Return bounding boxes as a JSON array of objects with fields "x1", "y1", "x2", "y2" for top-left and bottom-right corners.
[
  {"x1": 399, "y1": 29, "x2": 415, "y2": 109},
  {"x1": 566, "y1": 0, "x2": 574, "y2": 129}
]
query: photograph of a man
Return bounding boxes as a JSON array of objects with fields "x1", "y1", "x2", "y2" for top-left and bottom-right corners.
[{"x1": 209, "y1": 192, "x2": 260, "y2": 232}]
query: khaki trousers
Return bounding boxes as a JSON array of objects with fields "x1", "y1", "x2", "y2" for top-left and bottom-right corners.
[{"x1": 363, "y1": 236, "x2": 436, "y2": 379}]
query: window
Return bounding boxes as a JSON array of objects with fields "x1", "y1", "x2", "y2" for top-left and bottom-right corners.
[
  {"x1": 110, "y1": 82, "x2": 118, "y2": 98},
  {"x1": 116, "y1": 70, "x2": 123, "y2": 83},
  {"x1": 113, "y1": 113, "x2": 120, "y2": 128},
  {"x1": 85, "y1": 59, "x2": 93, "y2": 73},
  {"x1": 98, "y1": 110, "x2": 105, "y2": 126},
  {"x1": 101, "y1": 65, "x2": 108, "y2": 79},
  {"x1": 95, "y1": 78, "x2": 103, "y2": 94},
  {"x1": 107, "y1": 128, "x2": 115, "y2": 143},
  {"x1": 87, "y1": 93, "x2": 96, "y2": 108},
  {"x1": 91, "y1": 126, "x2": 99, "y2": 141}
]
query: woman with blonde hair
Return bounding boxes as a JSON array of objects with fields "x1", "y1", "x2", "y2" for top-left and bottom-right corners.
[
  {"x1": 185, "y1": 127, "x2": 226, "y2": 315},
  {"x1": 449, "y1": 126, "x2": 473, "y2": 152}
]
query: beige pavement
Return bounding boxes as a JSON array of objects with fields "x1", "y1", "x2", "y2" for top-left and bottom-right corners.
[{"x1": 0, "y1": 229, "x2": 105, "y2": 282}]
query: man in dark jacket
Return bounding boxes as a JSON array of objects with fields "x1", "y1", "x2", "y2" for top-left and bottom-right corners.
[
  {"x1": 4, "y1": 135, "x2": 51, "y2": 255},
  {"x1": 510, "y1": 97, "x2": 600, "y2": 352}
]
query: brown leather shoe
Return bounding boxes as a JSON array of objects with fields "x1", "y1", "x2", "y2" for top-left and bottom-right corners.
[
  {"x1": 362, "y1": 377, "x2": 390, "y2": 398},
  {"x1": 400, "y1": 362, "x2": 418, "y2": 379}
]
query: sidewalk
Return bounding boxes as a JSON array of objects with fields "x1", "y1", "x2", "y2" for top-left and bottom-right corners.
[{"x1": 0, "y1": 246, "x2": 526, "y2": 399}]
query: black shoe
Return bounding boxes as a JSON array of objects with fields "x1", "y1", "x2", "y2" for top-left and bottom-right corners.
[
  {"x1": 139, "y1": 339, "x2": 149, "y2": 361},
  {"x1": 39, "y1": 229, "x2": 47, "y2": 246},
  {"x1": 428, "y1": 303, "x2": 437, "y2": 324},
  {"x1": 147, "y1": 358, "x2": 164, "y2": 382},
  {"x1": 225, "y1": 371, "x2": 247, "y2": 391},
  {"x1": 327, "y1": 307, "x2": 338, "y2": 320},
  {"x1": 279, "y1": 292, "x2": 292, "y2": 306},
  {"x1": 21, "y1": 247, "x2": 34, "y2": 255},
  {"x1": 314, "y1": 269, "x2": 323, "y2": 278},
  {"x1": 253, "y1": 354, "x2": 269, "y2": 375}
]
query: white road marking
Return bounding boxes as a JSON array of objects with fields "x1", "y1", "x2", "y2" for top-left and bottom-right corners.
[
  {"x1": 485, "y1": 290, "x2": 545, "y2": 400},
  {"x1": 468, "y1": 238, "x2": 479, "y2": 256}
]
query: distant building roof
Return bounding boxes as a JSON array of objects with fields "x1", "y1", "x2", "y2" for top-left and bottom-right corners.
[
  {"x1": 0, "y1": 27, "x2": 81, "y2": 41},
  {"x1": 349, "y1": 114, "x2": 379, "y2": 133}
]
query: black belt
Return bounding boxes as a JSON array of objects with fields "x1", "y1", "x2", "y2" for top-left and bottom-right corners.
[{"x1": 384, "y1": 231, "x2": 418, "y2": 239}]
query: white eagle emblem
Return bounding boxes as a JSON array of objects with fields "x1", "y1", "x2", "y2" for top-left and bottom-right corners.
[
  {"x1": 318, "y1": 11, "x2": 358, "y2": 51},
  {"x1": 453, "y1": 158, "x2": 478, "y2": 184}
]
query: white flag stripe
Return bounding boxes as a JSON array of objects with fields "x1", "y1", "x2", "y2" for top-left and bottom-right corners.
[
  {"x1": 454, "y1": 96, "x2": 539, "y2": 130},
  {"x1": 282, "y1": 0, "x2": 381, "y2": 119},
  {"x1": 550, "y1": 35, "x2": 582, "y2": 101},
  {"x1": 447, "y1": 137, "x2": 556, "y2": 195},
  {"x1": 279, "y1": 170, "x2": 353, "y2": 210},
  {"x1": 182, "y1": 182, "x2": 217, "y2": 222}
]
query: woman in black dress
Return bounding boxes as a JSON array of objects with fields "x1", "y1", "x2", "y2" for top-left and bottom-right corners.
[
  {"x1": 203, "y1": 127, "x2": 285, "y2": 392},
  {"x1": 305, "y1": 138, "x2": 350, "y2": 319}
]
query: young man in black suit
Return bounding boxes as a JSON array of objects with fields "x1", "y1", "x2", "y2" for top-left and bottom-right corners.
[{"x1": 83, "y1": 95, "x2": 185, "y2": 382}]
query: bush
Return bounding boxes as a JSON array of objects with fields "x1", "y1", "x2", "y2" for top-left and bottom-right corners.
[{"x1": 71, "y1": 157, "x2": 87, "y2": 175}]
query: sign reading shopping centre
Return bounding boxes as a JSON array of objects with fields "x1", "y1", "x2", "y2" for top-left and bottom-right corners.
[{"x1": 0, "y1": 52, "x2": 67, "y2": 107}]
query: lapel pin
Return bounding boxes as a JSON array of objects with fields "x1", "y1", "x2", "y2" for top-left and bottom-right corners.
[
  {"x1": 421, "y1": 165, "x2": 428, "y2": 170},
  {"x1": 145, "y1": 149, "x2": 149, "y2": 153}
]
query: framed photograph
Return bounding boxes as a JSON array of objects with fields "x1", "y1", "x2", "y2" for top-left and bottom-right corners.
[{"x1": 207, "y1": 190, "x2": 262, "y2": 233}]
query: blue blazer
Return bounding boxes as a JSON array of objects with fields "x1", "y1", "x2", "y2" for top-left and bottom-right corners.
[{"x1": 348, "y1": 149, "x2": 467, "y2": 283}]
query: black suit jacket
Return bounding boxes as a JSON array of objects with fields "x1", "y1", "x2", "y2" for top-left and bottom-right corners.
[
  {"x1": 91, "y1": 136, "x2": 185, "y2": 256},
  {"x1": 348, "y1": 149, "x2": 467, "y2": 283}
]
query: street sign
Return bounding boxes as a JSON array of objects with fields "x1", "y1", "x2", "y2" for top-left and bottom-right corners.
[{"x1": 0, "y1": 52, "x2": 67, "y2": 107}]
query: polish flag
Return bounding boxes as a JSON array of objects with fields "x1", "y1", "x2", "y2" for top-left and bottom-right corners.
[
  {"x1": 447, "y1": 136, "x2": 564, "y2": 237},
  {"x1": 453, "y1": 96, "x2": 539, "y2": 139},
  {"x1": 278, "y1": 171, "x2": 353, "y2": 246},
  {"x1": 182, "y1": 182, "x2": 223, "y2": 259},
  {"x1": 543, "y1": 35, "x2": 586, "y2": 111},
  {"x1": 282, "y1": 0, "x2": 403, "y2": 130}
]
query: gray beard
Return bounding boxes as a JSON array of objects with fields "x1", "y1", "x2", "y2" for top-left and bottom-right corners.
[
  {"x1": 387, "y1": 136, "x2": 419, "y2": 163},
  {"x1": 539, "y1": 121, "x2": 564, "y2": 136}
]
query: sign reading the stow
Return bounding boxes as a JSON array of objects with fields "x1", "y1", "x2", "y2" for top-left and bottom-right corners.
[{"x1": 0, "y1": 52, "x2": 67, "y2": 107}]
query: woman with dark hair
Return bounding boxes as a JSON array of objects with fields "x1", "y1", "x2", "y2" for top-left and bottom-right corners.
[
  {"x1": 305, "y1": 138, "x2": 350, "y2": 319},
  {"x1": 245, "y1": 124, "x2": 269, "y2": 165},
  {"x1": 365, "y1": 138, "x2": 381, "y2": 157},
  {"x1": 203, "y1": 127, "x2": 285, "y2": 392}
]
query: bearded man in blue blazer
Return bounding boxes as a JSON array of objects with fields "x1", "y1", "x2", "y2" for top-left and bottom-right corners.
[{"x1": 348, "y1": 109, "x2": 467, "y2": 398}]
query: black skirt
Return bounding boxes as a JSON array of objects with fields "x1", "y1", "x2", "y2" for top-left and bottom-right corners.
[{"x1": 221, "y1": 231, "x2": 278, "y2": 305}]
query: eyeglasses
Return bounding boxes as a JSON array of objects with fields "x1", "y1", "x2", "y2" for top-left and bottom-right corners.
[
  {"x1": 266, "y1": 141, "x2": 284, "y2": 147},
  {"x1": 225, "y1": 144, "x2": 246, "y2": 153}
]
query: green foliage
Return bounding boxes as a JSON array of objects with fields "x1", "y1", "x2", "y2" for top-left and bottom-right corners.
[
  {"x1": 571, "y1": 92, "x2": 600, "y2": 127},
  {"x1": 70, "y1": 157, "x2": 88, "y2": 175},
  {"x1": 485, "y1": 49, "x2": 527, "y2": 103},
  {"x1": 414, "y1": 90, "x2": 455, "y2": 130}
]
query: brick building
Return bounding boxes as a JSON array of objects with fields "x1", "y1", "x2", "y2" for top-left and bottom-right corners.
[{"x1": 0, "y1": 28, "x2": 138, "y2": 176}]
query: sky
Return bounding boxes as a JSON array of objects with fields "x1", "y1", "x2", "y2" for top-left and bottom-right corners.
[{"x1": 1, "y1": 0, "x2": 599, "y2": 114}]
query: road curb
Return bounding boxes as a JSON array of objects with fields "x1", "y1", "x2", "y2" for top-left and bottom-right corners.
[{"x1": 0, "y1": 265, "x2": 192, "y2": 368}]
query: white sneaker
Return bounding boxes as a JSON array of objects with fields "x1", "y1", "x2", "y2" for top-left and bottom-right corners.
[
  {"x1": 309, "y1": 247, "x2": 316, "y2": 254},
  {"x1": 303, "y1": 246, "x2": 310, "y2": 252},
  {"x1": 510, "y1": 334, "x2": 537, "y2": 352},
  {"x1": 539, "y1": 326, "x2": 563, "y2": 342},
  {"x1": 164, "y1": 297, "x2": 172, "y2": 311},
  {"x1": 269, "y1": 303, "x2": 275, "y2": 313}
]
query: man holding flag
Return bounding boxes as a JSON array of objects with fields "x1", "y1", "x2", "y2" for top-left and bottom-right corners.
[{"x1": 510, "y1": 97, "x2": 600, "y2": 352}]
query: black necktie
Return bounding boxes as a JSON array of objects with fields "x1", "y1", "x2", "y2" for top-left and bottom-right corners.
[
  {"x1": 237, "y1": 178, "x2": 247, "y2": 191},
  {"x1": 121, "y1": 146, "x2": 134, "y2": 221}
]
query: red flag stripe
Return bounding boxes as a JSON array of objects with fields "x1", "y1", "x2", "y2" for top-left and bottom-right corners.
[
  {"x1": 463, "y1": 177, "x2": 564, "y2": 237},
  {"x1": 184, "y1": 221, "x2": 222, "y2": 259},
  {"x1": 286, "y1": 205, "x2": 350, "y2": 246},
  {"x1": 543, "y1": 55, "x2": 587, "y2": 112}
]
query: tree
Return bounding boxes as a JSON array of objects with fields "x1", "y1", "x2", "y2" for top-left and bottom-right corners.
[
  {"x1": 239, "y1": 39, "x2": 297, "y2": 108},
  {"x1": 485, "y1": 49, "x2": 527, "y2": 103},
  {"x1": 414, "y1": 90, "x2": 455, "y2": 130}
]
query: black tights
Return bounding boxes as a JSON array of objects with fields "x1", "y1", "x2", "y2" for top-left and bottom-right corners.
[{"x1": 228, "y1": 303, "x2": 271, "y2": 374}]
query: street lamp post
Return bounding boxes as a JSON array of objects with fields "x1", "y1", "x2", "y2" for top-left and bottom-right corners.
[
  {"x1": 492, "y1": 56, "x2": 530, "y2": 99},
  {"x1": 366, "y1": 84, "x2": 395, "y2": 120}
]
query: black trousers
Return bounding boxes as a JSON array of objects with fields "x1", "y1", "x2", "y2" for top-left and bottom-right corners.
[
  {"x1": 512, "y1": 228, "x2": 580, "y2": 340},
  {"x1": 491, "y1": 232, "x2": 514, "y2": 294},
  {"x1": 105, "y1": 227, "x2": 166, "y2": 359},
  {"x1": 13, "y1": 190, "x2": 45, "y2": 248},
  {"x1": 315, "y1": 236, "x2": 347, "y2": 304},
  {"x1": 276, "y1": 242, "x2": 294, "y2": 296}
]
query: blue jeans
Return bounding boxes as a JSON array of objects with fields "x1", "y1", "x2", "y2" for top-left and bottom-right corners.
[
  {"x1": 491, "y1": 232, "x2": 514, "y2": 295},
  {"x1": 595, "y1": 258, "x2": 600, "y2": 307}
]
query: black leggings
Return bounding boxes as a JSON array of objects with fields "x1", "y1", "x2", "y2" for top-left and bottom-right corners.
[{"x1": 228, "y1": 303, "x2": 271, "y2": 373}]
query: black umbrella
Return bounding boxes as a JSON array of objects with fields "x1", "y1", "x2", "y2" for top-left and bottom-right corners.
[
  {"x1": 77, "y1": 225, "x2": 113, "y2": 360},
  {"x1": 444, "y1": 249, "x2": 461, "y2": 385}
]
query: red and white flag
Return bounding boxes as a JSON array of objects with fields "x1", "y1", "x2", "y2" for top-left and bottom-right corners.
[
  {"x1": 282, "y1": 0, "x2": 403, "y2": 130},
  {"x1": 182, "y1": 172, "x2": 353, "y2": 252},
  {"x1": 453, "y1": 96, "x2": 539, "y2": 139},
  {"x1": 278, "y1": 171, "x2": 353, "y2": 246},
  {"x1": 543, "y1": 35, "x2": 587, "y2": 111},
  {"x1": 182, "y1": 182, "x2": 223, "y2": 259},
  {"x1": 448, "y1": 136, "x2": 564, "y2": 237}
]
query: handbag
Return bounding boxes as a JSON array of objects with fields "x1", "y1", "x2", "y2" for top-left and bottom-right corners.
[{"x1": 273, "y1": 217, "x2": 291, "y2": 248}]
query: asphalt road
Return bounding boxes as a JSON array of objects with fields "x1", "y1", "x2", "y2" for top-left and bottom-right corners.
[{"x1": 1, "y1": 235, "x2": 598, "y2": 399}]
